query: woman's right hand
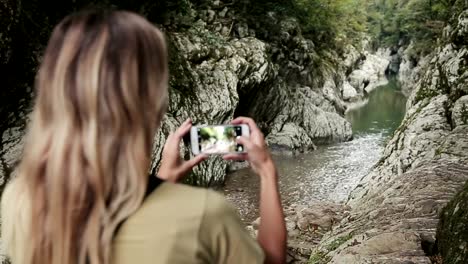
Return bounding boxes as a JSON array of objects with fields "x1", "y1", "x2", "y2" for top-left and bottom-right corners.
[
  {"x1": 225, "y1": 117, "x2": 286, "y2": 264},
  {"x1": 223, "y1": 117, "x2": 276, "y2": 178}
]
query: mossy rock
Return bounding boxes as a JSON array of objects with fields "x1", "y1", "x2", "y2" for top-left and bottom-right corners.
[{"x1": 437, "y1": 180, "x2": 468, "y2": 264}]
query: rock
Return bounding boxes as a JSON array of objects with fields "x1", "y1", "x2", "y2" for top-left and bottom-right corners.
[
  {"x1": 286, "y1": 218, "x2": 297, "y2": 232},
  {"x1": 206, "y1": 10, "x2": 215, "y2": 23},
  {"x1": 318, "y1": 163, "x2": 468, "y2": 263},
  {"x1": 342, "y1": 81, "x2": 358, "y2": 101},
  {"x1": 437, "y1": 181, "x2": 468, "y2": 264},
  {"x1": 452, "y1": 95, "x2": 468, "y2": 127},
  {"x1": 219, "y1": 7, "x2": 228, "y2": 18},
  {"x1": 220, "y1": 26, "x2": 230, "y2": 36},
  {"x1": 387, "y1": 52, "x2": 401, "y2": 75},
  {"x1": 330, "y1": 232, "x2": 431, "y2": 264},
  {"x1": 397, "y1": 42, "x2": 431, "y2": 94},
  {"x1": 234, "y1": 22, "x2": 249, "y2": 38},
  {"x1": 297, "y1": 217, "x2": 310, "y2": 231},
  {"x1": 347, "y1": 48, "x2": 391, "y2": 94}
]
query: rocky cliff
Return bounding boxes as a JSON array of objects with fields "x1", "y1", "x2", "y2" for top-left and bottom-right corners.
[
  {"x1": 0, "y1": 0, "x2": 390, "y2": 187},
  {"x1": 311, "y1": 9, "x2": 468, "y2": 264}
]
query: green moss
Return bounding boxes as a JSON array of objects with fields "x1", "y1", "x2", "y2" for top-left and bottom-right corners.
[
  {"x1": 308, "y1": 250, "x2": 332, "y2": 264},
  {"x1": 414, "y1": 86, "x2": 440, "y2": 103},
  {"x1": 325, "y1": 233, "x2": 354, "y2": 251},
  {"x1": 308, "y1": 233, "x2": 354, "y2": 264}
]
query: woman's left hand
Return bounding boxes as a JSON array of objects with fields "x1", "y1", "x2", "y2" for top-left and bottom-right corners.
[{"x1": 158, "y1": 119, "x2": 207, "y2": 183}]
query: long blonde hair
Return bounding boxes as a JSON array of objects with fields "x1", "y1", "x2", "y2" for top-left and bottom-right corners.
[{"x1": 2, "y1": 10, "x2": 168, "y2": 264}]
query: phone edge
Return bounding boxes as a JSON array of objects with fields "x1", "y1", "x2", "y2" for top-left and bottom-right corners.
[{"x1": 190, "y1": 126, "x2": 200, "y2": 155}]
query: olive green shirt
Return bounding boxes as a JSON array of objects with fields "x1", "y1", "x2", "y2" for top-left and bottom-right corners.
[{"x1": 111, "y1": 182, "x2": 265, "y2": 264}]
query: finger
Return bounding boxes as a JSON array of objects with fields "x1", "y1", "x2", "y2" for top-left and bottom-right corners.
[
  {"x1": 164, "y1": 132, "x2": 174, "y2": 146},
  {"x1": 181, "y1": 154, "x2": 208, "y2": 173},
  {"x1": 175, "y1": 119, "x2": 192, "y2": 139},
  {"x1": 231, "y1": 117, "x2": 261, "y2": 133},
  {"x1": 223, "y1": 153, "x2": 248, "y2": 161},
  {"x1": 237, "y1": 136, "x2": 254, "y2": 150}
]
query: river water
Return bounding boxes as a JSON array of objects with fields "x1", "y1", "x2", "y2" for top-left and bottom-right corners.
[{"x1": 223, "y1": 79, "x2": 407, "y2": 222}]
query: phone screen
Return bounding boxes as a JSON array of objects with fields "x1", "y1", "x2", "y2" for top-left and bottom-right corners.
[{"x1": 198, "y1": 125, "x2": 244, "y2": 154}]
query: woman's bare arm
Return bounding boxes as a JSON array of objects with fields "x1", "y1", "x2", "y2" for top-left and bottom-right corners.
[
  {"x1": 225, "y1": 117, "x2": 287, "y2": 264},
  {"x1": 257, "y1": 162, "x2": 286, "y2": 264}
]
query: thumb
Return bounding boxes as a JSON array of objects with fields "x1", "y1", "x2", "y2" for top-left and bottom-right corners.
[
  {"x1": 180, "y1": 154, "x2": 208, "y2": 175},
  {"x1": 236, "y1": 136, "x2": 254, "y2": 150}
]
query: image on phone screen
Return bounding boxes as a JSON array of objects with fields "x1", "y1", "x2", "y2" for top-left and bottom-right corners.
[{"x1": 198, "y1": 126, "x2": 243, "y2": 154}]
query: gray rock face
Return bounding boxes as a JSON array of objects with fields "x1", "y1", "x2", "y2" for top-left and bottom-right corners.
[
  {"x1": 452, "y1": 95, "x2": 468, "y2": 127},
  {"x1": 337, "y1": 46, "x2": 392, "y2": 105},
  {"x1": 313, "y1": 9, "x2": 468, "y2": 263},
  {"x1": 397, "y1": 43, "x2": 431, "y2": 95},
  {"x1": 319, "y1": 163, "x2": 468, "y2": 263},
  {"x1": 347, "y1": 48, "x2": 391, "y2": 94}
]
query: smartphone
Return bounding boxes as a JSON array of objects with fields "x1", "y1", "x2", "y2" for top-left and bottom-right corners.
[{"x1": 190, "y1": 124, "x2": 250, "y2": 155}]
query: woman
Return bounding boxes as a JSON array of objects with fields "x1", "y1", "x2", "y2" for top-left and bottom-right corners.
[{"x1": 1, "y1": 10, "x2": 286, "y2": 264}]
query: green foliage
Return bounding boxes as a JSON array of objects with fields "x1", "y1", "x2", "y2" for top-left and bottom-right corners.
[
  {"x1": 234, "y1": 0, "x2": 368, "y2": 51},
  {"x1": 365, "y1": 0, "x2": 467, "y2": 54},
  {"x1": 293, "y1": 0, "x2": 368, "y2": 50}
]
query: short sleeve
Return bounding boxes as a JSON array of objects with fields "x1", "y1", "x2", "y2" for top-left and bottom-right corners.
[{"x1": 198, "y1": 191, "x2": 265, "y2": 264}]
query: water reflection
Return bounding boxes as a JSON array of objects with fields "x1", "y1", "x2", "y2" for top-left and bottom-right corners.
[
  {"x1": 346, "y1": 79, "x2": 406, "y2": 136},
  {"x1": 223, "y1": 79, "x2": 407, "y2": 222}
]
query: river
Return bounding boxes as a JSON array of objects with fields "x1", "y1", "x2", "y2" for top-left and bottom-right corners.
[{"x1": 223, "y1": 79, "x2": 407, "y2": 223}]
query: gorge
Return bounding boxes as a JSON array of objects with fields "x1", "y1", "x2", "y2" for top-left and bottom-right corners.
[{"x1": 1, "y1": 0, "x2": 468, "y2": 263}]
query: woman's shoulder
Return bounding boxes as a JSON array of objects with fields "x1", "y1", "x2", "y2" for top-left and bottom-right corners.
[{"x1": 136, "y1": 181, "x2": 229, "y2": 219}]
